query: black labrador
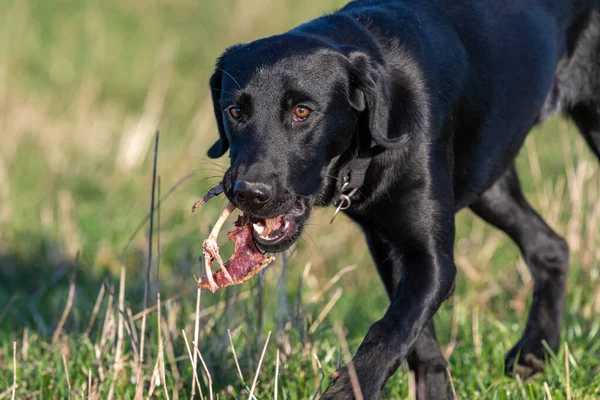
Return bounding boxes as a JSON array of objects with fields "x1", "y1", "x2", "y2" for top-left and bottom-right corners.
[{"x1": 206, "y1": 0, "x2": 600, "y2": 398}]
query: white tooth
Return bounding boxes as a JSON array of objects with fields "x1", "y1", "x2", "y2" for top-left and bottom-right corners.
[{"x1": 253, "y1": 223, "x2": 265, "y2": 234}]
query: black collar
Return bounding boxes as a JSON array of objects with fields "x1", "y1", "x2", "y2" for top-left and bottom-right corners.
[
  {"x1": 331, "y1": 140, "x2": 380, "y2": 221},
  {"x1": 336, "y1": 153, "x2": 373, "y2": 194}
]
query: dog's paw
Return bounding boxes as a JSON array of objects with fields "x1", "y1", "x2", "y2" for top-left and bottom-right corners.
[
  {"x1": 504, "y1": 338, "x2": 551, "y2": 379},
  {"x1": 320, "y1": 367, "x2": 357, "y2": 400}
]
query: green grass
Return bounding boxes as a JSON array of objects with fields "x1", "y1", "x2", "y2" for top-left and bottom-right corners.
[{"x1": 1, "y1": 0, "x2": 600, "y2": 398}]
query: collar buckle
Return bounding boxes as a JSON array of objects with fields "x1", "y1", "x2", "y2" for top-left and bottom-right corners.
[
  {"x1": 330, "y1": 181, "x2": 360, "y2": 224},
  {"x1": 330, "y1": 140, "x2": 379, "y2": 224}
]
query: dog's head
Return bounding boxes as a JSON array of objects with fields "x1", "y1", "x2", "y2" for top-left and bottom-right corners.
[{"x1": 207, "y1": 32, "x2": 426, "y2": 253}]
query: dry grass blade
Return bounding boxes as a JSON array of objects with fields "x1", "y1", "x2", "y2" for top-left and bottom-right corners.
[
  {"x1": 407, "y1": 371, "x2": 416, "y2": 400},
  {"x1": 136, "y1": 131, "x2": 160, "y2": 400},
  {"x1": 0, "y1": 294, "x2": 18, "y2": 326},
  {"x1": 310, "y1": 353, "x2": 326, "y2": 400},
  {"x1": 108, "y1": 264, "x2": 128, "y2": 400},
  {"x1": 101, "y1": 283, "x2": 139, "y2": 356},
  {"x1": 85, "y1": 284, "x2": 106, "y2": 338},
  {"x1": 0, "y1": 386, "x2": 13, "y2": 400},
  {"x1": 472, "y1": 307, "x2": 481, "y2": 357},
  {"x1": 182, "y1": 330, "x2": 204, "y2": 399},
  {"x1": 87, "y1": 369, "x2": 92, "y2": 400},
  {"x1": 309, "y1": 265, "x2": 356, "y2": 303},
  {"x1": 309, "y1": 287, "x2": 343, "y2": 334},
  {"x1": 146, "y1": 294, "x2": 167, "y2": 400},
  {"x1": 248, "y1": 331, "x2": 272, "y2": 400},
  {"x1": 132, "y1": 289, "x2": 192, "y2": 321},
  {"x1": 191, "y1": 288, "x2": 202, "y2": 400},
  {"x1": 274, "y1": 349, "x2": 280, "y2": 400},
  {"x1": 161, "y1": 320, "x2": 181, "y2": 400},
  {"x1": 194, "y1": 289, "x2": 255, "y2": 320},
  {"x1": 0, "y1": 386, "x2": 15, "y2": 400},
  {"x1": 146, "y1": 358, "x2": 161, "y2": 400},
  {"x1": 12, "y1": 341, "x2": 17, "y2": 400},
  {"x1": 52, "y1": 252, "x2": 79, "y2": 344},
  {"x1": 21, "y1": 328, "x2": 28, "y2": 361},
  {"x1": 97, "y1": 283, "x2": 115, "y2": 382},
  {"x1": 333, "y1": 324, "x2": 363, "y2": 400},
  {"x1": 447, "y1": 368, "x2": 458, "y2": 400},
  {"x1": 544, "y1": 381, "x2": 553, "y2": 400},
  {"x1": 515, "y1": 374, "x2": 527, "y2": 399},
  {"x1": 192, "y1": 344, "x2": 213, "y2": 400},
  {"x1": 62, "y1": 354, "x2": 71, "y2": 399},
  {"x1": 525, "y1": 135, "x2": 544, "y2": 198},
  {"x1": 157, "y1": 294, "x2": 170, "y2": 400},
  {"x1": 228, "y1": 328, "x2": 245, "y2": 384},
  {"x1": 565, "y1": 342, "x2": 571, "y2": 400},
  {"x1": 120, "y1": 171, "x2": 196, "y2": 259},
  {"x1": 117, "y1": 266, "x2": 127, "y2": 364},
  {"x1": 157, "y1": 176, "x2": 162, "y2": 285},
  {"x1": 444, "y1": 297, "x2": 460, "y2": 359}
]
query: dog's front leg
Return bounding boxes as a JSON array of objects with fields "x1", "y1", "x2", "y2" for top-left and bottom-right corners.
[{"x1": 322, "y1": 183, "x2": 457, "y2": 399}]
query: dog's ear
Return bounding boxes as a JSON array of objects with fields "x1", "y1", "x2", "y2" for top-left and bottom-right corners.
[
  {"x1": 207, "y1": 65, "x2": 229, "y2": 158},
  {"x1": 347, "y1": 50, "x2": 429, "y2": 148},
  {"x1": 347, "y1": 51, "x2": 393, "y2": 146}
]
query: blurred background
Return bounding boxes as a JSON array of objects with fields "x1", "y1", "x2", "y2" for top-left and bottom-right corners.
[{"x1": 1, "y1": 0, "x2": 600, "y2": 398}]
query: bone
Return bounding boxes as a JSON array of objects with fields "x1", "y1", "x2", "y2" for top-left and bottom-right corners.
[
  {"x1": 202, "y1": 243, "x2": 220, "y2": 293},
  {"x1": 191, "y1": 183, "x2": 224, "y2": 213},
  {"x1": 208, "y1": 202, "x2": 236, "y2": 240},
  {"x1": 201, "y1": 201, "x2": 236, "y2": 292},
  {"x1": 202, "y1": 238, "x2": 234, "y2": 292},
  {"x1": 206, "y1": 237, "x2": 234, "y2": 283}
]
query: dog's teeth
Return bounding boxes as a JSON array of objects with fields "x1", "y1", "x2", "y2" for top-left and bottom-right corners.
[{"x1": 253, "y1": 223, "x2": 265, "y2": 234}]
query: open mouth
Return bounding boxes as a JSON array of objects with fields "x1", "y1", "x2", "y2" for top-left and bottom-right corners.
[
  {"x1": 251, "y1": 215, "x2": 292, "y2": 243},
  {"x1": 191, "y1": 184, "x2": 307, "y2": 292},
  {"x1": 249, "y1": 211, "x2": 301, "y2": 253}
]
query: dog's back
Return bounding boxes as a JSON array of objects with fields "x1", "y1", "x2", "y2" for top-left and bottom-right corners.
[{"x1": 334, "y1": 0, "x2": 599, "y2": 205}]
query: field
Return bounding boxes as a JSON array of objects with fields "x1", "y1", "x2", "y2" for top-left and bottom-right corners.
[{"x1": 1, "y1": 0, "x2": 600, "y2": 398}]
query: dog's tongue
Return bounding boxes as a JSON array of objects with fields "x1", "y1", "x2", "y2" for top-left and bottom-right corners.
[{"x1": 198, "y1": 215, "x2": 275, "y2": 290}]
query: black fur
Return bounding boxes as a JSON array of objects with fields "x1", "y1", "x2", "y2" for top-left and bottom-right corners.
[{"x1": 207, "y1": 1, "x2": 600, "y2": 398}]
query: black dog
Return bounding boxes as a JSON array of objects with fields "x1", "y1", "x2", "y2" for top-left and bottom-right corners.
[{"x1": 206, "y1": 0, "x2": 600, "y2": 398}]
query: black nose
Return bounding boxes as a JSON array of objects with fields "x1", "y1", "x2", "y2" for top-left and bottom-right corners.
[{"x1": 233, "y1": 181, "x2": 273, "y2": 210}]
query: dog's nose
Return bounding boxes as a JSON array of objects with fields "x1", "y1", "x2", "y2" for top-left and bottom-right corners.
[{"x1": 233, "y1": 181, "x2": 273, "y2": 210}]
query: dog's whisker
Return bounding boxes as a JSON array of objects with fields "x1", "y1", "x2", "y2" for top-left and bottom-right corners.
[
  {"x1": 209, "y1": 87, "x2": 238, "y2": 96},
  {"x1": 192, "y1": 158, "x2": 228, "y2": 171},
  {"x1": 298, "y1": 235, "x2": 317, "y2": 258},
  {"x1": 289, "y1": 192, "x2": 311, "y2": 199},
  {"x1": 190, "y1": 169, "x2": 227, "y2": 176},
  {"x1": 215, "y1": 67, "x2": 242, "y2": 90},
  {"x1": 194, "y1": 176, "x2": 225, "y2": 185}
]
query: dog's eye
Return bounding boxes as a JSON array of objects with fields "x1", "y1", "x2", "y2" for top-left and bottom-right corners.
[
  {"x1": 293, "y1": 106, "x2": 311, "y2": 121},
  {"x1": 229, "y1": 106, "x2": 243, "y2": 120}
]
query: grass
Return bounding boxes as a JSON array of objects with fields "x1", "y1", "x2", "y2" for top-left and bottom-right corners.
[{"x1": 1, "y1": 0, "x2": 600, "y2": 398}]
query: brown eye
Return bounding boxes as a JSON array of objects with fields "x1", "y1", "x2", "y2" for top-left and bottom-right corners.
[
  {"x1": 293, "y1": 106, "x2": 311, "y2": 121},
  {"x1": 229, "y1": 106, "x2": 242, "y2": 120}
]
